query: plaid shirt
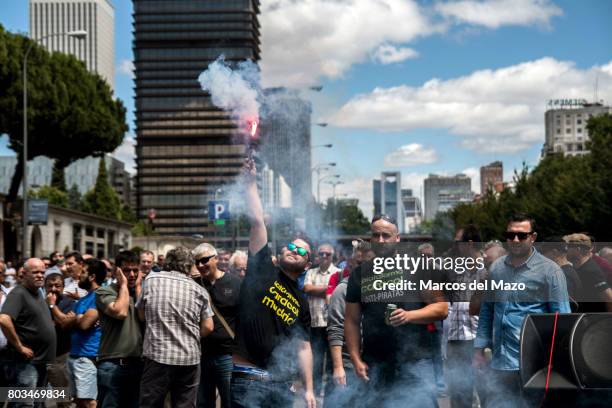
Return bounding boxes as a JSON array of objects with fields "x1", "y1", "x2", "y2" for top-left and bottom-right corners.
[
  {"x1": 304, "y1": 264, "x2": 340, "y2": 328},
  {"x1": 139, "y1": 271, "x2": 214, "y2": 366},
  {"x1": 447, "y1": 268, "x2": 483, "y2": 341}
]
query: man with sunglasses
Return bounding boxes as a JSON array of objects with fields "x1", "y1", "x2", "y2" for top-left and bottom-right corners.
[
  {"x1": 304, "y1": 243, "x2": 340, "y2": 398},
  {"x1": 96, "y1": 250, "x2": 144, "y2": 408},
  {"x1": 230, "y1": 158, "x2": 315, "y2": 408},
  {"x1": 345, "y1": 214, "x2": 448, "y2": 408},
  {"x1": 473, "y1": 214, "x2": 570, "y2": 408}
]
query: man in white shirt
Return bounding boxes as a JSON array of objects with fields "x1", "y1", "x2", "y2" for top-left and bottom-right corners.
[{"x1": 304, "y1": 243, "x2": 340, "y2": 397}]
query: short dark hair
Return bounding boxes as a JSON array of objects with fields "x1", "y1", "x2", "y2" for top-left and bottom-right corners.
[
  {"x1": 84, "y1": 258, "x2": 107, "y2": 285},
  {"x1": 115, "y1": 250, "x2": 139, "y2": 268},
  {"x1": 539, "y1": 236, "x2": 566, "y2": 254},
  {"x1": 508, "y1": 212, "x2": 536, "y2": 232},
  {"x1": 371, "y1": 214, "x2": 398, "y2": 227},
  {"x1": 45, "y1": 273, "x2": 63, "y2": 283},
  {"x1": 65, "y1": 251, "x2": 83, "y2": 263},
  {"x1": 460, "y1": 224, "x2": 482, "y2": 243}
]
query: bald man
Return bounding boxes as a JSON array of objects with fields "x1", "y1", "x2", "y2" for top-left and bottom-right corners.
[{"x1": 0, "y1": 258, "x2": 57, "y2": 393}]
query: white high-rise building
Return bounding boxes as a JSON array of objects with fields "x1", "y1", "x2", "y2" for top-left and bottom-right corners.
[{"x1": 30, "y1": 0, "x2": 115, "y2": 89}]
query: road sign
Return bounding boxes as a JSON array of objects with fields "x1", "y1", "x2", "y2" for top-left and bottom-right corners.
[
  {"x1": 28, "y1": 199, "x2": 48, "y2": 225},
  {"x1": 208, "y1": 200, "x2": 230, "y2": 221}
]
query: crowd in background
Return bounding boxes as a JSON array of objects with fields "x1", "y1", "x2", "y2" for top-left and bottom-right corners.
[{"x1": 0, "y1": 214, "x2": 611, "y2": 408}]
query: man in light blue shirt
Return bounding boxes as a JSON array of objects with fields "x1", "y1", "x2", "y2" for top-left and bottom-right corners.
[{"x1": 473, "y1": 213, "x2": 570, "y2": 408}]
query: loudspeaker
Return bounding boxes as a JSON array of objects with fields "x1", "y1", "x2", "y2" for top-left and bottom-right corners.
[{"x1": 520, "y1": 313, "x2": 612, "y2": 390}]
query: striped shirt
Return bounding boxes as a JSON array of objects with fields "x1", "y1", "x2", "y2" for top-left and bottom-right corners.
[
  {"x1": 139, "y1": 271, "x2": 214, "y2": 366},
  {"x1": 447, "y1": 268, "x2": 483, "y2": 341}
]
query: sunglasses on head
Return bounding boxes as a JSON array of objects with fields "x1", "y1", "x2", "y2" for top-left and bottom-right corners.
[
  {"x1": 287, "y1": 243, "x2": 309, "y2": 257},
  {"x1": 371, "y1": 214, "x2": 397, "y2": 226},
  {"x1": 196, "y1": 255, "x2": 215, "y2": 265},
  {"x1": 504, "y1": 231, "x2": 533, "y2": 241}
]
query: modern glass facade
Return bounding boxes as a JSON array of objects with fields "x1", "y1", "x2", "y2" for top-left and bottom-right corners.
[{"x1": 133, "y1": 0, "x2": 261, "y2": 236}]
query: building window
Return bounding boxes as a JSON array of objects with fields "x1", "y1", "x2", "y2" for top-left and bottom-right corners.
[
  {"x1": 556, "y1": 128, "x2": 561, "y2": 134},
  {"x1": 577, "y1": 128, "x2": 582, "y2": 133},
  {"x1": 577, "y1": 119, "x2": 582, "y2": 125},
  {"x1": 72, "y1": 224, "x2": 81, "y2": 252},
  {"x1": 85, "y1": 241, "x2": 94, "y2": 255},
  {"x1": 566, "y1": 128, "x2": 571, "y2": 134},
  {"x1": 566, "y1": 120, "x2": 571, "y2": 125},
  {"x1": 96, "y1": 243, "x2": 105, "y2": 259},
  {"x1": 577, "y1": 144, "x2": 583, "y2": 151},
  {"x1": 556, "y1": 120, "x2": 561, "y2": 126},
  {"x1": 97, "y1": 228, "x2": 105, "y2": 239},
  {"x1": 85, "y1": 226, "x2": 94, "y2": 236},
  {"x1": 567, "y1": 144, "x2": 573, "y2": 151}
]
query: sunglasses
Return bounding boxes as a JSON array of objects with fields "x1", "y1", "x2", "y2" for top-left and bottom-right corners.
[
  {"x1": 318, "y1": 252, "x2": 332, "y2": 257},
  {"x1": 196, "y1": 255, "x2": 215, "y2": 265},
  {"x1": 504, "y1": 231, "x2": 533, "y2": 241},
  {"x1": 287, "y1": 243, "x2": 309, "y2": 257}
]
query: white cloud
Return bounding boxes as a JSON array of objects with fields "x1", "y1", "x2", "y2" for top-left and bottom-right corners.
[
  {"x1": 112, "y1": 135, "x2": 136, "y2": 174},
  {"x1": 372, "y1": 45, "x2": 419, "y2": 65},
  {"x1": 384, "y1": 144, "x2": 437, "y2": 167},
  {"x1": 117, "y1": 59, "x2": 135, "y2": 79},
  {"x1": 260, "y1": 0, "x2": 439, "y2": 87},
  {"x1": 435, "y1": 0, "x2": 563, "y2": 29},
  {"x1": 330, "y1": 58, "x2": 612, "y2": 153},
  {"x1": 461, "y1": 167, "x2": 480, "y2": 194},
  {"x1": 318, "y1": 176, "x2": 374, "y2": 219}
]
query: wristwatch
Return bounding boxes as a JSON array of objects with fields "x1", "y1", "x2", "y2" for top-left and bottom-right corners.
[{"x1": 49, "y1": 304, "x2": 55, "y2": 309}]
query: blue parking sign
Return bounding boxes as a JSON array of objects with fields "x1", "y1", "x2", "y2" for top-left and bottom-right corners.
[{"x1": 208, "y1": 200, "x2": 230, "y2": 221}]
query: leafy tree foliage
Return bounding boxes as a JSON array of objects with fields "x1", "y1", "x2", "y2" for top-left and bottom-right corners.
[
  {"x1": 451, "y1": 114, "x2": 612, "y2": 241},
  {"x1": 0, "y1": 25, "x2": 128, "y2": 203},
  {"x1": 323, "y1": 198, "x2": 370, "y2": 235},
  {"x1": 81, "y1": 158, "x2": 122, "y2": 220},
  {"x1": 51, "y1": 161, "x2": 66, "y2": 191},
  {"x1": 28, "y1": 185, "x2": 68, "y2": 207},
  {"x1": 67, "y1": 183, "x2": 82, "y2": 210}
]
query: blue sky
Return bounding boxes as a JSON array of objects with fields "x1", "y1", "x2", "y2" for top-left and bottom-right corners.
[{"x1": 2, "y1": 0, "x2": 611, "y2": 217}]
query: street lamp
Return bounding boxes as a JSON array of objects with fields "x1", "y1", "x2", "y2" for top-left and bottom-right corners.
[
  {"x1": 317, "y1": 174, "x2": 340, "y2": 204},
  {"x1": 22, "y1": 29, "x2": 87, "y2": 258},
  {"x1": 312, "y1": 143, "x2": 332, "y2": 148},
  {"x1": 312, "y1": 163, "x2": 336, "y2": 203}
]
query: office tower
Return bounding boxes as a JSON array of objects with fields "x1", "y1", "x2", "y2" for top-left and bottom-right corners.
[
  {"x1": 30, "y1": 0, "x2": 115, "y2": 89},
  {"x1": 424, "y1": 174, "x2": 472, "y2": 220},
  {"x1": 133, "y1": 0, "x2": 261, "y2": 236},
  {"x1": 480, "y1": 161, "x2": 503, "y2": 194},
  {"x1": 373, "y1": 172, "x2": 404, "y2": 233}
]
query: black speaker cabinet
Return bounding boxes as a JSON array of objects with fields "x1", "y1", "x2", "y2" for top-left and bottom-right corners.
[{"x1": 520, "y1": 313, "x2": 612, "y2": 390}]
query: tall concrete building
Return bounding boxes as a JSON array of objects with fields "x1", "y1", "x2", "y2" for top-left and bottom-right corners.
[
  {"x1": 30, "y1": 0, "x2": 115, "y2": 89},
  {"x1": 424, "y1": 174, "x2": 472, "y2": 220},
  {"x1": 133, "y1": 0, "x2": 261, "y2": 236},
  {"x1": 480, "y1": 161, "x2": 503, "y2": 194},
  {"x1": 542, "y1": 100, "x2": 611, "y2": 157},
  {"x1": 0, "y1": 156, "x2": 53, "y2": 194},
  {"x1": 373, "y1": 172, "x2": 404, "y2": 233}
]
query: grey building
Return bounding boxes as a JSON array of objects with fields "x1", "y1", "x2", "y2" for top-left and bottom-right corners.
[
  {"x1": 0, "y1": 156, "x2": 53, "y2": 195},
  {"x1": 259, "y1": 88, "x2": 312, "y2": 220},
  {"x1": 542, "y1": 100, "x2": 611, "y2": 157},
  {"x1": 133, "y1": 0, "x2": 261, "y2": 236},
  {"x1": 424, "y1": 174, "x2": 472, "y2": 220},
  {"x1": 30, "y1": 0, "x2": 115, "y2": 89},
  {"x1": 373, "y1": 172, "x2": 404, "y2": 233}
]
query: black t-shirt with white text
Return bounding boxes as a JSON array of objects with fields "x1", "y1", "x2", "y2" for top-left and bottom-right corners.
[
  {"x1": 577, "y1": 257, "x2": 610, "y2": 313},
  {"x1": 1, "y1": 285, "x2": 56, "y2": 363},
  {"x1": 201, "y1": 272, "x2": 241, "y2": 356},
  {"x1": 345, "y1": 261, "x2": 435, "y2": 364},
  {"x1": 234, "y1": 245, "x2": 311, "y2": 371}
]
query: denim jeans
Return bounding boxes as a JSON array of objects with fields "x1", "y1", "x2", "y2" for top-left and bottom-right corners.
[
  {"x1": 198, "y1": 354, "x2": 233, "y2": 408},
  {"x1": 97, "y1": 359, "x2": 143, "y2": 408},
  {"x1": 1, "y1": 361, "x2": 48, "y2": 408},
  {"x1": 230, "y1": 376, "x2": 294, "y2": 408}
]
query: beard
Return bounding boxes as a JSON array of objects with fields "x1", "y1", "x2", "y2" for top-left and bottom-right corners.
[
  {"x1": 279, "y1": 254, "x2": 306, "y2": 275},
  {"x1": 78, "y1": 279, "x2": 91, "y2": 291}
]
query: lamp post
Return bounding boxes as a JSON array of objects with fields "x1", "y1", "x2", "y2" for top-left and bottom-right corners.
[
  {"x1": 317, "y1": 174, "x2": 340, "y2": 205},
  {"x1": 325, "y1": 180, "x2": 344, "y2": 233},
  {"x1": 22, "y1": 30, "x2": 87, "y2": 258},
  {"x1": 312, "y1": 163, "x2": 336, "y2": 203}
]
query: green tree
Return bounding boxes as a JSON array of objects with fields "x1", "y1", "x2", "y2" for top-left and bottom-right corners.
[
  {"x1": 0, "y1": 25, "x2": 128, "y2": 205},
  {"x1": 28, "y1": 185, "x2": 68, "y2": 207},
  {"x1": 81, "y1": 157, "x2": 122, "y2": 220},
  {"x1": 51, "y1": 161, "x2": 66, "y2": 191},
  {"x1": 67, "y1": 183, "x2": 82, "y2": 210},
  {"x1": 324, "y1": 198, "x2": 370, "y2": 235}
]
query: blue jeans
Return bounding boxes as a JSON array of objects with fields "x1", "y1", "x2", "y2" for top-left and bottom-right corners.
[
  {"x1": 198, "y1": 354, "x2": 233, "y2": 408},
  {"x1": 230, "y1": 376, "x2": 294, "y2": 408},
  {"x1": 1, "y1": 361, "x2": 48, "y2": 408},
  {"x1": 97, "y1": 360, "x2": 143, "y2": 408}
]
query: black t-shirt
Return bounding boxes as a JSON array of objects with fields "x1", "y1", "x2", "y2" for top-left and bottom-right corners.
[
  {"x1": 1, "y1": 285, "x2": 56, "y2": 363},
  {"x1": 345, "y1": 262, "x2": 435, "y2": 364},
  {"x1": 576, "y1": 257, "x2": 610, "y2": 313},
  {"x1": 234, "y1": 245, "x2": 311, "y2": 371},
  {"x1": 55, "y1": 295, "x2": 76, "y2": 356},
  {"x1": 201, "y1": 272, "x2": 241, "y2": 356},
  {"x1": 560, "y1": 264, "x2": 582, "y2": 305}
]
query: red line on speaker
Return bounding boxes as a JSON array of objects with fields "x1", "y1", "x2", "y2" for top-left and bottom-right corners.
[{"x1": 540, "y1": 311, "x2": 560, "y2": 407}]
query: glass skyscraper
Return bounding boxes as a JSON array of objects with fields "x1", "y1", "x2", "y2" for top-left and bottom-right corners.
[{"x1": 133, "y1": 0, "x2": 261, "y2": 236}]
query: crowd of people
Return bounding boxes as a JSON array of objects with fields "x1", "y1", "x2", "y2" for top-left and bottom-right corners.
[{"x1": 0, "y1": 158, "x2": 611, "y2": 408}]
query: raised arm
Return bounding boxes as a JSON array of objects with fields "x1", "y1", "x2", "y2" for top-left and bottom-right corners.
[
  {"x1": 243, "y1": 158, "x2": 267, "y2": 254},
  {"x1": 104, "y1": 268, "x2": 130, "y2": 320}
]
